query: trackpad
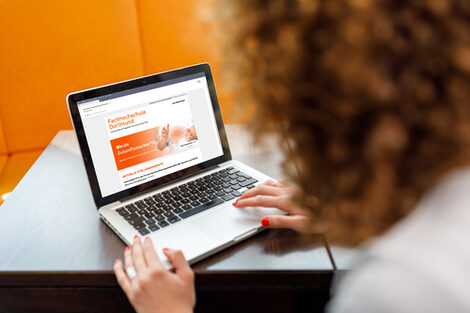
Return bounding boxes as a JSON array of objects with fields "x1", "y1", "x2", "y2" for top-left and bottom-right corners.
[{"x1": 191, "y1": 204, "x2": 271, "y2": 242}]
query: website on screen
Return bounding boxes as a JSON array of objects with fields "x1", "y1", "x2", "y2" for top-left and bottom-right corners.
[{"x1": 78, "y1": 73, "x2": 223, "y2": 197}]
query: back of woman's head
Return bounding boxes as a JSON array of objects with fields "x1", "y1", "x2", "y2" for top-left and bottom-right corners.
[{"x1": 217, "y1": 0, "x2": 470, "y2": 244}]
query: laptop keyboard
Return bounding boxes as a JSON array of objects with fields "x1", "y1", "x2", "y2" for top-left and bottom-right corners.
[{"x1": 114, "y1": 167, "x2": 258, "y2": 236}]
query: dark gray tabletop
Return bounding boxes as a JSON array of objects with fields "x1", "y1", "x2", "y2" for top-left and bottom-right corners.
[{"x1": 0, "y1": 125, "x2": 333, "y2": 274}]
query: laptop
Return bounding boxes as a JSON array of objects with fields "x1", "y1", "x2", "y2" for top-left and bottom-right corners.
[{"x1": 67, "y1": 63, "x2": 284, "y2": 268}]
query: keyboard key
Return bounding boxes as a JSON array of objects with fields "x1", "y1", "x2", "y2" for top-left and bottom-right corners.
[
  {"x1": 134, "y1": 223, "x2": 146, "y2": 230},
  {"x1": 138, "y1": 228, "x2": 150, "y2": 235},
  {"x1": 129, "y1": 216, "x2": 145, "y2": 225},
  {"x1": 180, "y1": 198, "x2": 224, "y2": 219},
  {"x1": 232, "y1": 190, "x2": 242, "y2": 197},
  {"x1": 240, "y1": 178, "x2": 258, "y2": 187},
  {"x1": 159, "y1": 221, "x2": 170, "y2": 228},
  {"x1": 124, "y1": 213, "x2": 138, "y2": 221},
  {"x1": 180, "y1": 198, "x2": 190, "y2": 204},
  {"x1": 145, "y1": 199, "x2": 156, "y2": 206},
  {"x1": 144, "y1": 218, "x2": 156, "y2": 225},
  {"x1": 173, "y1": 208, "x2": 183, "y2": 214},
  {"x1": 190, "y1": 200, "x2": 201, "y2": 207},
  {"x1": 155, "y1": 215, "x2": 165, "y2": 222},
  {"x1": 199, "y1": 197, "x2": 209, "y2": 204},
  {"x1": 154, "y1": 208, "x2": 164, "y2": 215},
  {"x1": 216, "y1": 190, "x2": 225, "y2": 196},
  {"x1": 171, "y1": 203, "x2": 181, "y2": 210},
  {"x1": 137, "y1": 209, "x2": 148, "y2": 215},
  {"x1": 161, "y1": 204, "x2": 172, "y2": 211},
  {"x1": 224, "y1": 188, "x2": 233, "y2": 193},
  {"x1": 149, "y1": 224, "x2": 160, "y2": 232},
  {"x1": 164, "y1": 211, "x2": 175, "y2": 218},
  {"x1": 247, "y1": 185, "x2": 256, "y2": 189},
  {"x1": 222, "y1": 194, "x2": 235, "y2": 201},
  {"x1": 182, "y1": 204, "x2": 192, "y2": 211},
  {"x1": 237, "y1": 177, "x2": 246, "y2": 182},
  {"x1": 208, "y1": 194, "x2": 218, "y2": 200},
  {"x1": 227, "y1": 168, "x2": 239, "y2": 175},
  {"x1": 116, "y1": 208, "x2": 129, "y2": 216},
  {"x1": 144, "y1": 212, "x2": 155, "y2": 218},
  {"x1": 232, "y1": 184, "x2": 241, "y2": 190},
  {"x1": 168, "y1": 216, "x2": 181, "y2": 224}
]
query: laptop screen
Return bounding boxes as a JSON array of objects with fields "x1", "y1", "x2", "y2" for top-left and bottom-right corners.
[{"x1": 76, "y1": 72, "x2": 224, "y2": 198}]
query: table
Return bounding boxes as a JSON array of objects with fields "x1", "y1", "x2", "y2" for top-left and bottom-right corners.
[{"x1": 0, "y1": 125, "x2": 335, "y2": 313}]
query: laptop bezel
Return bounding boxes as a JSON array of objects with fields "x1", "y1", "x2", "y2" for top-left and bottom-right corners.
[{"x1": 67, "y1": 63, "x2": 232, "y2": 208}]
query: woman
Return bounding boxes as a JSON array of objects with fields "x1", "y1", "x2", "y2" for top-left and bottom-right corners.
[{"x1": 114, "y1": 1, "x2": 470, "y2": 312}]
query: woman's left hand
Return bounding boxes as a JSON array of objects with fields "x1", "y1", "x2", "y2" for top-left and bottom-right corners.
[{"x1": 114, "y1": 236, "x2": 195, "y2": 313}]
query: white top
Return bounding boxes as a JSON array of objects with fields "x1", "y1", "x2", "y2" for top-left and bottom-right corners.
[{"x1": 327, "y1": 167, "x2": 470, "y2": 313}]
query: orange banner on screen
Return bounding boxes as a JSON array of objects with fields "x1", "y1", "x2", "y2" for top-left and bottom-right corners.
[{"x1": 110, "y1": 127, "x2": 168, "y2": 170}]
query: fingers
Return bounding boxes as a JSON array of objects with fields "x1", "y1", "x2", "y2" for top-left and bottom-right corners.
[
  {"x1": 132, "y1": 236, "x2": 148, "y2": 274},
  {"x1": 163, "y1": 249, "x2": 194, "y2": 282},
  {"x1": 143, "y1": 236, "x2": 164, "y2": 270},
  {"x1": 114, "y1": 259, "x2": 132, "y2": 294},
  {"x1": 238, "y1": 183, "x2": 284, "y2": 200},
  {"x1": 261, "y1": 215, "x2": 309, "y2": 232},
  {"x1": 124, "y1": 245, "x2": 134, "y2": 271},
  {"x1": 236, "y1": 195, "x2": 293, "y2": 213}
]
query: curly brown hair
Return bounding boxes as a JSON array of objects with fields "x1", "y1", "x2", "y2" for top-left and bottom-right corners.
[{"x1": 214, "y1": 0, "x2": 470, "y2": 244}]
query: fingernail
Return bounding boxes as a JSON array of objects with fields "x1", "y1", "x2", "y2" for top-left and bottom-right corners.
[
  {"x1": 125, "y1": 246, "x2": 130, "y2": 252},
  {"x1": 114, "y1": 259, "x2": 120, "y2": 264},
  {"x1": 232, "y1": 199, "x2": 239, "y2": 206},
  {"x1": 145, "y1": 236, "x2": 150, "y2": 241},
  {"x1": 261, "y1": 217, "x2": 270, "y2": 227},
  {"x1": 134, "y1": 235, "x2": 139, "y2": 240},
  {"x1": 163, "y1": 248, "x2": 169, "y2": 252}
]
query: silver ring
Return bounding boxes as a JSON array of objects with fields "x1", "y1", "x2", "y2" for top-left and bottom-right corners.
[{"x1": 126, "y1": 266, "x2": 137, "y2": 280}]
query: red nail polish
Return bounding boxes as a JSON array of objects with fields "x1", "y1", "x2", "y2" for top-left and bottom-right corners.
[
  {"x1": 125, "y1": 246, "x2": 130, "y2": 252},
  {"x1": 145, "y1": 236, "x2": 150, "y2": 241},
  {"x1": 163, "y1": 248, "x2": 169, "y2": 252},
  {"x1": 261, "y1": 217, "x2": 270, "y2": 227},
  {"x1": 114, "y1": 259, "x2": 120, "y2": 264},
  {"x1": 232, "y1": 199, "x2": 239, "y2": 206},
  {"x1": 134, "y1": 235, "x2": 139, "y2": 240}
]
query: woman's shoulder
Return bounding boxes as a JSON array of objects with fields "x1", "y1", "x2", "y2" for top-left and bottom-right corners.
[
  {"x1": 327, "y1": 167, "x2": 470, "y2": 313},
  {"x1": 327, "y1": 255, "x2": 466, "y2": 313}
]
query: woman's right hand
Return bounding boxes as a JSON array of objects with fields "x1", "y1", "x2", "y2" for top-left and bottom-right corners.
[{"x1": 233, "y1": 180, "x2": 310, "y2": 233}]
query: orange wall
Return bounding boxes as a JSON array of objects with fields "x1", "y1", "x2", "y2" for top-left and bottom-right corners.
[
  {"x1": 0, "y1": 0, "x2": 146, "y2": 153},
  {"x1": 0, "y1": 0, "x2": 235, "y2": 155},
  {"x1": 137, "y1": 0, "x2": 234, "y2": 122}
]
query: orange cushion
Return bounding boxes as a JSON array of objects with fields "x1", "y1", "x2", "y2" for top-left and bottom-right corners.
[
  {"x1": 0, "y1": 0, "x2": 144, "y2": 153},
  {"x1": 137, "y1": 0, "x2": 238, "y2": 122},
  {"x1": 0, "y1": 151, "x2": 42, "y2": 203}
]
